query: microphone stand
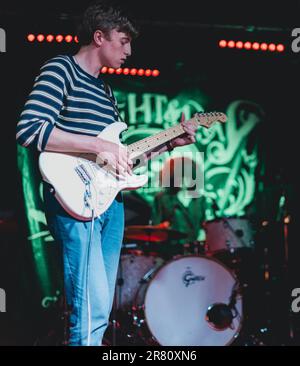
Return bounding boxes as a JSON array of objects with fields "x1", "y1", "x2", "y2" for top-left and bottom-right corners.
[{"x1": 277, "y1": 184, "x2": 294, "y2": 343}]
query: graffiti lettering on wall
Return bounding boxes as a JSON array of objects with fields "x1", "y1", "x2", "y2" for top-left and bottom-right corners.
[{"x1": 115, "y1": 90, "x2": 263, "y2": 217}]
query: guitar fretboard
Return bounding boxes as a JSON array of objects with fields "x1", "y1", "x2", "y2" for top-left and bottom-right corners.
[{"x1": 127, "y1": 119, "x2": 198, "y2": 159}]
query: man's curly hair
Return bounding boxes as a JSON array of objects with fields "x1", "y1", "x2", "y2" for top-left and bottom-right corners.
[{"x1": 77, "y1": 1, "x2": 139, "y2": 45}]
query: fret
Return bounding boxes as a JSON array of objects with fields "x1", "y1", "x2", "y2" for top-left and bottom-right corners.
[{"x1": 127, "y1": 111, "x2": 228, "y2": 159}]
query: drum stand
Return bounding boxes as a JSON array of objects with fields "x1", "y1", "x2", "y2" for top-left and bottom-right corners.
[
  {"x1": 278, "y1": 187, "x2": 294, "y2": 343},
  {"x1": 110, "y1": 244, "x2": 127, "y2": 346}
]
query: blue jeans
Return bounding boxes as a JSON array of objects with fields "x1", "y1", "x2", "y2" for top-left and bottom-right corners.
[{"x1": 43, "y1": 183, "x2": 124, "y2": 346}]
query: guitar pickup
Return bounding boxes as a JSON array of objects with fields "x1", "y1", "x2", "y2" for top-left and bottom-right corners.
[{"x1": 75, "y1": 164, "x2": 92, "y2": 185}]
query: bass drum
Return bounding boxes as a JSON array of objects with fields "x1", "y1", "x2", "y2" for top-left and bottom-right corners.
[{"x1": 133, "y1": 255, "x2": 243, "y2": 346}]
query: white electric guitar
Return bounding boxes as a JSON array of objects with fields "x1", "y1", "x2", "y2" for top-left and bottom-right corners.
[{"x1": 39, "y1": 112, "x2": 226, "y2": 220}]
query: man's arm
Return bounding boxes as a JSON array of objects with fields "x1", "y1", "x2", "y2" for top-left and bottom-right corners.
[
  {"x1": 45, "y1": 127, "x2": 108, "y2": 154},
  {"x1": 16, "y1": 58, "x2": 66, "y2": 152},
  {"x1": 16, "y1": 58, "x2": 131, "y2": 174}
]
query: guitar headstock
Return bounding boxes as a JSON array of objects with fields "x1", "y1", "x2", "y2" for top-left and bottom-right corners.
[{"x1": 194, "y1": 111, "x2": 227, "y2": 129}]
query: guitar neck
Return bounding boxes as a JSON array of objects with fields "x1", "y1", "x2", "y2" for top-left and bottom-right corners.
[
  {"x1": 126, "y1": 112, "x2": 227, "y2": 160},
  {"x1": 127, "y1": 122, "x2": 196, "y2": 160}
]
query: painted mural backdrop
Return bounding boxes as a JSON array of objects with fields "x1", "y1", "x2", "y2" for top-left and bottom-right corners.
[{"x1": 17, "y1": 82, "x2": 264, "y2": 307}]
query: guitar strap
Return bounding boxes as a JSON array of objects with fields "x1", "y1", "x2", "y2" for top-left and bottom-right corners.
[{"x1": 101, "y1": 79, "x2": 124, "y2": 123}]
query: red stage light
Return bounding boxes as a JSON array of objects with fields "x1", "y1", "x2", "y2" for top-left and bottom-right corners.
[
  {"x1": 56, "y1": 35, "x2": 64, "y2": 43},
  {"x1": 27, "y1": 34, "x2": 35, "y2": 42},
  {"x1": 218, "y1": 39, "x2": 283, "y2": 54},
  {"x1": 98, "y1": 66, "x2": 158, "y2": 77},
  {"x1": 219, "y1": 40, "x2": 227, "y2": 48},
  {"x1": 65, "y1": 35, "x2": 73, "y2": 43},
  {"x1": 268, "y1": 43, "x2": 276, "y2": 51},
  {"x1": 46, "y1": 35, "x2": 54, "y2": 43},
  {"x1": 260, "y1": 43, "x2": 268, "y2": 51},
  {"x1": 74, "y1": 36, "x2": 79, "y2": 43},
  {"x1": 37, "y1": 34, "x2": 45, "y2": 42},
  {"x1": 276, "y1": 44, "x2": 284, "y2": 52}
]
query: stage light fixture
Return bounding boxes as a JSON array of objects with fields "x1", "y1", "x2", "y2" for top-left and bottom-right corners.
[
  {"x1": 46, "y1": 35, "x2": 54, "y2": 43},
  {"x1": 99, "y1": 67, "x2": 160, "y2": 77},
  {"x1": 37, "y1": 34, "x2": 45, "y2": 42},
  {"x1": 56, "y1": 35, "x2": 64, "y2": 43},
  {"x1": 27, "y1": 34, "x2": 35, "y2": 42},
  {"x1": 65, "y1": 35, "x2": 73, "y2": 43},
  {"x1": 218, "y1": 39, "x2": 286, "y2": 53}
]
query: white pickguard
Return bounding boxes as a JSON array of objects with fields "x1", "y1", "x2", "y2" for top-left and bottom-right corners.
[{"x1": 39, "y1": 122, "x2": 148, "y2": 220}]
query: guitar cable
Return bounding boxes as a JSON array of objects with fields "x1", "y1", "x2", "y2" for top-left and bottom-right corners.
[{"x1": 85, "y1": 188, "x2": 95, "y2": 346}]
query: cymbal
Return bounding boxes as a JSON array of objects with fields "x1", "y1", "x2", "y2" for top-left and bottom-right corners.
[{"x1": 124, "y1": 224, "x2": 187, "y2": 242}]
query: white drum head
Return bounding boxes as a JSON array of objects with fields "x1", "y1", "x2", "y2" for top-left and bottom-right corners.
[{"x1": 144, "y1": 256, "x2": 242, "y2": 346}]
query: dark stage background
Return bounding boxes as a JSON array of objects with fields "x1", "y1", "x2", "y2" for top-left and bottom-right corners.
[{"x1": 0, "y1": 0, "x2": 300, "y2": 346}]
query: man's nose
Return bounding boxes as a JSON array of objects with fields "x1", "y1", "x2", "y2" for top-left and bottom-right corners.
[{"x1": 125, "y1": 44, "x2": 131, "y2": 57}]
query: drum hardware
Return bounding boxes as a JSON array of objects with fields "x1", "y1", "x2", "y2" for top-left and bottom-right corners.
[
  {"x1": 124, "y1": 224, "x2": 188, "y2": 243},
  {"x1": 222, "y1": 219, "x2": 252, "y2": 249},
  {"x1": 121, "y1": 242, "x2": 139, "y2": 249},
  {"x1": 183, "y1": 240, "x2": 206, "y2": 255},
  {"x1": 206, "y1": 281, "x2": 241, "y2": 331},
  {"x1": 206, "y1": 303, "x2": 237, "y2": 331}
]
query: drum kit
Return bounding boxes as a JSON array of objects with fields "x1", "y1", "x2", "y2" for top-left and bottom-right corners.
[{"x1": 105, "y1": 216, "x2": 258, "y2": 346}]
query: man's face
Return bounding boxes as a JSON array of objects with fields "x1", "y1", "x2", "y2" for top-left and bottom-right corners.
[{"x1": 99, "y1": 29, "x2": 132, "y2": 68}]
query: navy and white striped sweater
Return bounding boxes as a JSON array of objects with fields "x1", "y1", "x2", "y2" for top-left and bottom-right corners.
[{"x1": 16, "y1": 55, "x2": 120, "y2": 151}]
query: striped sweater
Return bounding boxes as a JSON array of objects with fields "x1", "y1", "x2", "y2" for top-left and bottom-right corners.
[{"x1": 16, "y1": 55, "x2": 120, "y2": 151}]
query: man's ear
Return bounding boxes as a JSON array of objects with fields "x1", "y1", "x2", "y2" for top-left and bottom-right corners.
[{"x1": 93, "y1": 30, "x2": 105, "y2": 46}]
